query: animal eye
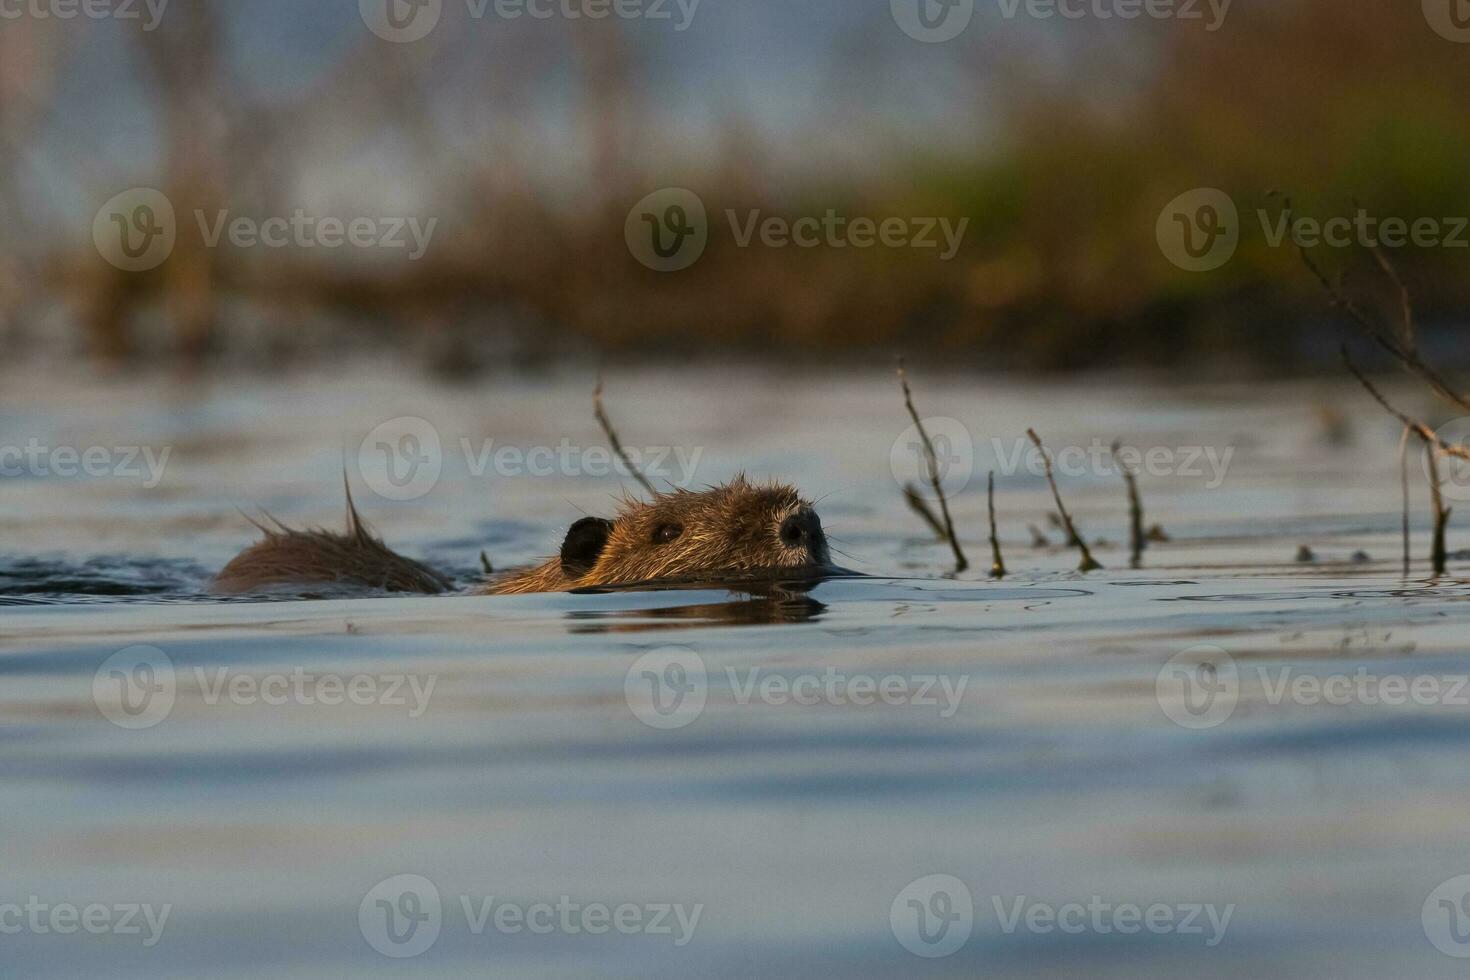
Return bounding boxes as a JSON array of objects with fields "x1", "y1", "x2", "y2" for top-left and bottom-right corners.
[{"x1": 652, "y1": 523, "x2": 683, "y2": 545}]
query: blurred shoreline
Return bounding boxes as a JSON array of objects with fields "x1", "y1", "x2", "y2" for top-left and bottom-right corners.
[
  {"x1": 2, "y1": 312, "x2": 1465, "y2": 382},
  {"x1": 3, "y1": 1, "x2": 1469, "y2": 373}
]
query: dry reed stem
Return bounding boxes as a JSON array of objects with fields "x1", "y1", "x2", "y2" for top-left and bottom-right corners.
[
  {"x1": 1397, "y1": 424, "x2": 1410, "y2": 577},
  {"x1": 897, "y1": 360, "x2": 969, "y2": 573},
  {"x1": 1112, "y1": 439, "x2": 1145, "y2": 569},
  {"x1": 903, "y1": 484, "x2": 948, "y2": 540},
  {"x1": 1344, "y1": 352, "x2": 1455, "y2": 576},
  {"x1": 1026, "y1": 428, "x2": 1101, "y2": 572},
  {"x1": 593, "y1": 374, "x2": 657, "y2": 496},
  {"x1": 987, "y1": 471, "x2": 1006, "y2": 579}
]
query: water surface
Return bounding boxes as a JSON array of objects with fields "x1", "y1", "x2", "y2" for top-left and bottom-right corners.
[{"x1": 3, "y1": 364, "x2": 1468, "y2": 978}]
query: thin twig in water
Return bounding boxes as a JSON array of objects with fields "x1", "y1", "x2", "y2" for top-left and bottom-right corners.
[
  {"x1": 987, "y1": 471, "x2": 1006, "y2": 579},
  {"x1": 1342, "y1": 350, "x2": 1470, "y2": 463},
  {"x1": 1026, "y1": 428, "x2": 1101, "y2": 572},
  {"x1": 1290, "y1": 210, "x2": 1466, "y2": 575},
  {"x1": 1397, "y1": 424, "x2": 1411, "y2": 578},
  {"x1": 1112, "y1": 440, "x2": 1145, "y2": 569},
  {"x1": 903, "y1": 483, "x2": 948, "y2": 540},
  {"x1": 1368, "y1": 243, "x2": 1415, "y2": 348},
  {"x1": 1344, "y1": 350, "x2": 1456, "y2": 576},
  {"x1": 1426, "y1": 443, "x2": 1451, "y2": 577},
  {"x1": 593, "y1": 374, "x2": 657, "y2": 496},
  {"x1": 897, "y1": 360, "x2": 969, "y2": 573},
  {"x1": 1283, "y1": 193, "x2": 1470, "y2": 414},
  {"x1": 1048, "y1": 510, "x2": 1081, "y2": 546}
]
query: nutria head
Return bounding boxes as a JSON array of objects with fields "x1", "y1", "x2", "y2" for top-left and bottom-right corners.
[{"x1": 484, "y1": 477, "x2": 832, "y2": 594}]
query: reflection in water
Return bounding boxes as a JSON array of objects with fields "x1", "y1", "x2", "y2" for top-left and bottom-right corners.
[{"x1": 566, "y1": 579, "x2": 828, "y2": 632}]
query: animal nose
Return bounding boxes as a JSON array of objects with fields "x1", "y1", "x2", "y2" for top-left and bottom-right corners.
[{"x1": 780, "y1": 508, "x2": 820, "y2": 547}]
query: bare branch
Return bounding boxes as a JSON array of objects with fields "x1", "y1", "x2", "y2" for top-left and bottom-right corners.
[
  {"x1": 1343, "y1": 349, "x2": 1458, "y2": 576},
  {"x1": 1341, "y1": 350, "x2": 1470, "y2": 463},
  {"x1": 898, "y1": 360, "x2": 969, "y2": 573},
  {"x1": 1397, "y1": 424, "x2": 1411, "y2": 578},
  {"x1": 1285, "y1": 194, "x2": 1470, "y2": 414},
  {"x1": 1426, "y1": 440, "x2": 1451, "y2": 577},
  {"x1": 1368, "y1": 245, "x2": 1415, "y2": 349},
  {"x1": 1026, "y1": 428, "x2": 1100, "y2": 572},
  {"x1": 903, "y1": 484, "x2": 947, "y2": 540},
  {"x1": 987, "y1": 471, "x2": 1006, "y2": 579},
  {"x1": 1112, "y1": 439, "x2": 1145, "y2": 569},
  {"x1": 593, "y1": 374, "x2": 657, "y2": 496}
]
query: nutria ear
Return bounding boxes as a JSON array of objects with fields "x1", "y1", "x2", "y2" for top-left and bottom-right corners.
[{"x1": 560, "y1": 517, "x2": 613, "y2": 576}]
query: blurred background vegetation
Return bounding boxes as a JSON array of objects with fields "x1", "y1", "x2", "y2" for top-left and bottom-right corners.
[{"x1": 2, "y1": 0, "x2": 1467, "y2": 375}]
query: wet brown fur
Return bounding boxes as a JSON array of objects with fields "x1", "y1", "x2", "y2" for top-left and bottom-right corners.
[
  {"x1": 212, "y1": 483, "x2": 452, "y2": 595},
  {"x1": 478, "y1": 476, "x2": 830, "y2": 595},
  {"x1": 213, "y1": 477, "x2": 828, "y2": 597}
]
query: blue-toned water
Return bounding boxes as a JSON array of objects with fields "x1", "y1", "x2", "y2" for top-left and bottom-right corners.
[{"x1": 3, "y1": 363, "x2": 1470, "y2": 977}]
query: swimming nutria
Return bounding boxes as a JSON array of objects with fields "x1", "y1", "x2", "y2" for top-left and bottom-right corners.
[
  {"x1": 477, "y1": 477, "x2": 830, "y2": 594},
  {"x1": 211, "y1": 476, "x2": 831, "y2": 596}
]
